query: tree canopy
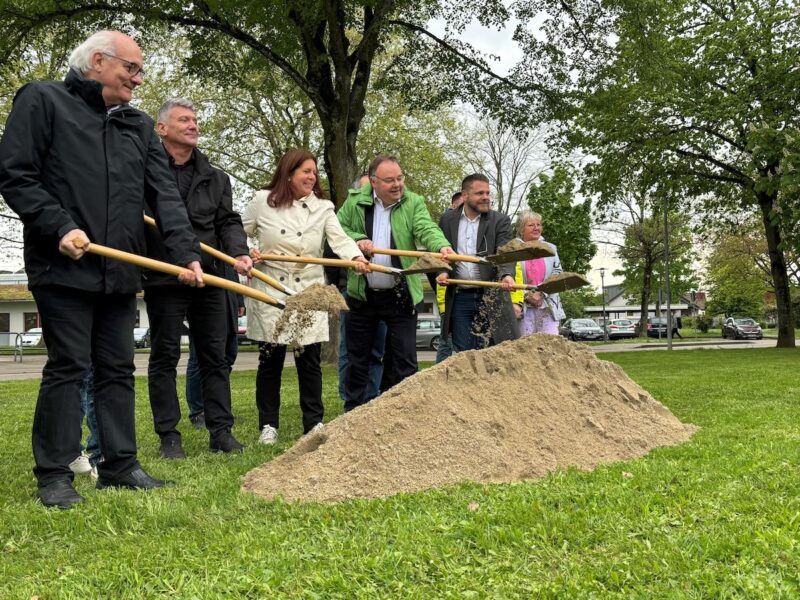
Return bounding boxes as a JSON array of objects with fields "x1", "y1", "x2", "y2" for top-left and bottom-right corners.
[{"x1": 524, "y1": 165, "x2": 596, "y2": 274}]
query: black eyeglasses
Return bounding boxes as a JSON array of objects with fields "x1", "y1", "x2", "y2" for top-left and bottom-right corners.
[{"x1": 102, "y1": 52, "x2": 145, "y2": 77}]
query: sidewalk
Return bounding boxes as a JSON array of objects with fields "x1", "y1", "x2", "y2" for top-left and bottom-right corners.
[{"x1": 0, "y1": 338, "x2": 780, "y2": 381}]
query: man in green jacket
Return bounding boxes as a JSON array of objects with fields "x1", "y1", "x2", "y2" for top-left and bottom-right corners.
[{"x1": 337, "y1": 154, "x2": 453, "y2": 411}]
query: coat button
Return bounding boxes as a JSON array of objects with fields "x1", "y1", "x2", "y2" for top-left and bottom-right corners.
[
  {"x1": 302, "y1": 203, "x2": 307, "y2": 208},
  {"x1": 280, "y1": 276, "x2": 285, "y2": 281},
  {"x1": 297, "y1": 232, "x2": 301, "y2": 236},
  {"x1": 281, "y1": 229, "x2": 285, "y2": 234},
  {"x1": 295, "y1": 277, "x2": 300, "y2": 283}
]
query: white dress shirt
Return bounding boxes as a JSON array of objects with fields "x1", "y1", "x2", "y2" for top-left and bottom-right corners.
[
  {"x1": 366, "y1": 195, "x2": 399, "y2": 289},
  {"x1": 452, "y1": 211, "x2": 482, "y2": 285}
]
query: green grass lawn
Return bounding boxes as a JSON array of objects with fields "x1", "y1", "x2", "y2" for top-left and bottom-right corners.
[{"x1": 1, "y1": 349, "x2": 799, "y2": 598}]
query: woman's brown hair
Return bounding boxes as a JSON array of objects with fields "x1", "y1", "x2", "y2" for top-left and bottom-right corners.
[{"x1": 262, "y1": 149, "x2": 326, "y2": 208}]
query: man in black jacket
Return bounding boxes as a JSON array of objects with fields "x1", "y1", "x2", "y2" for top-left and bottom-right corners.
[
  {"x1": 0, "y1": 31, "x2": 204, "y2": 508},
  {"x1": 436, "y1": 174, "x2": 519, "y2": 352},
  {"x1": 144, "y1": 98, "x2": 252, "y2": 459}
]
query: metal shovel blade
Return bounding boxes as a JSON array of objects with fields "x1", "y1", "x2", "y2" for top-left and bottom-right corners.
[{"x1": 536, "y1": 272, "x2": 591, "y2": 294}]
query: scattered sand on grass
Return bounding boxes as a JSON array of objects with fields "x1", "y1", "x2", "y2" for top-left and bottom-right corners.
[
  {"x1": 242, "y1": 334, "x2": 698, "y2": 503},
  {"x1": 403, "y1": 254, "x2": 452, "y2": 274},
  {"x1": 273, "y1": 283, "x2": 347, "y2": 342}
]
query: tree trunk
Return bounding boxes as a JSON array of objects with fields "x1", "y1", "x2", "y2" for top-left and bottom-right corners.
[
  {"x1": 757, "y1": 190, "x2": 795, "y2": 348},
  {"x1": 637, "y1": 256, "x2": 653, "y2": 338},
  {"x1": 320, "y1": 117, "x2": 359, "y2": 207}
]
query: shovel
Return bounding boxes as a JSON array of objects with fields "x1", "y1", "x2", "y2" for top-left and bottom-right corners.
[
  {"x1": 372, "y1": 241, "x2": 553, "y2": 266},
  {"x1": 143, "y1": 215, "x2": 296, "y2": 296},
  {"x1": 254, "y1": 251, "x2": 449, "y2": 276},
  {"x1": 73, "y1": 240, "x2": 285, "y2": 309},
  {"x1": 444, "y1": 272, "x2": 590, "y2": 294}
]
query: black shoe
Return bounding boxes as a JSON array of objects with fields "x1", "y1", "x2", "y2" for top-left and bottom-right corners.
[
  {"x1": 37, "y1": 480, "x2": 85, "y2": 509},
  {"x1": 159, "y1": 437, "x2": 186, "y2": 459},
  {"x1": 96, "y1": 467, "x2": 175, "y2": 490},
  {"x1": 209, "y1": 431, "x2": 245, "y2": 454},
  {"x1": 189, "y1": 412, "x2": 206, "y2": 430}
]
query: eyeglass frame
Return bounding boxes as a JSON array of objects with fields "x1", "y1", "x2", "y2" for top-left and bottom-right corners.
[
  {"x1": 101, "y1": 51, "x2": 145, "y2": 77},
  {"x1": 371, "y1": 173, "x2": 406, "y2": 185}
]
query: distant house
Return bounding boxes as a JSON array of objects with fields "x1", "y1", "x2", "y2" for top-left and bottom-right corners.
[
  {"x1": 0, "y1": 273, "x2": 150, "y2": 343},
  {"x1": 584, "y1": 283, "x2": 704, "y2": 324}
]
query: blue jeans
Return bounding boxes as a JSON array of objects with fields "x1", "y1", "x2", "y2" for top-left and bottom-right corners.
[
  {"x1": 185, "y1": 327, "x2": 239, "y2": 418},
  {"x1": 451, "y1": 291, "x2": 490, "y2": 353},
  {"x1": 338, "y1": 310, "x2": 386, "y2": 402},
  {"x1": 79, "y1": 366, "x2": 102, "y2": 466}
]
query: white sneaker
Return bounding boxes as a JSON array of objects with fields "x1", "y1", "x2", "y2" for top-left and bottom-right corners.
[
  {"x1": 258, "y1": 424, "x2": 278, "y2": 445},
  {"x1": 68, "y1": 452, "x2": 92, "y2": 475},
  {"x1": 90, "y1": 466, "x2": 99, "y2": 480},
  {"x1": 308, "y1": 422, "x2": 324, "y2": 434}
]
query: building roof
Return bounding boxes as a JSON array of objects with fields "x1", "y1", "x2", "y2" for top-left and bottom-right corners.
[{"x1": 0, "y1": 284, "x2": 33, "y2": 302}]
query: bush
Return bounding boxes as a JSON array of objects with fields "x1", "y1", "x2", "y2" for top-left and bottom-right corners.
[{"x1": 695, "y1": 314, "x2": 713, "y2": 333}]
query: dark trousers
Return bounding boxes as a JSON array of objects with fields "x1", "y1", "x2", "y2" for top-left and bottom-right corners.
[
  {"x1": 343, "y1": 288, "x2": 417, "y2": 412},
  {"x1": 31, "y1": 286, "x2": 138, "y2": 487},
  {"x1": 185, "y1": 322, "x2": 238, "y2": 418},
  {"x1": 256, "y1": 342, "x2": 323, "y2": 433},
  {"x1": 145, "y1": 285, "x2": 233, "y2": 438}
]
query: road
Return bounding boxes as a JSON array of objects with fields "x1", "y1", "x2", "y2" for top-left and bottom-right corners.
[{"x1": 0, "y1": 337, "x2": 785, "y2": 382}]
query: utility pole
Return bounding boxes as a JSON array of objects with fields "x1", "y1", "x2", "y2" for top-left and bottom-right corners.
[
  {"x1": 664, "y1": 190, "x2": 672, "y2": 350},
  {"x1": 599, "y1": 267, "x2": 607, "y2": 341}
]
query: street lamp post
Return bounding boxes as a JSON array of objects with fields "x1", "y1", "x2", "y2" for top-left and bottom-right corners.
[{"x1": 599, "y1": 267, "x2": 607, "y2": 340}]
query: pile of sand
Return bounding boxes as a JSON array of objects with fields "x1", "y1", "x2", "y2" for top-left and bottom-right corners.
[
  {"x1": 496, "y1": 238, "x2": 554, "y2": 260},
  {"x1": 242, "y1": 334, "x2": 697, "y2": 503}
]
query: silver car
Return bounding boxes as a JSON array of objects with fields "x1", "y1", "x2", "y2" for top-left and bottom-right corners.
[{"x1": 415, "y1": 317, "x2": 441, "y2": 350}]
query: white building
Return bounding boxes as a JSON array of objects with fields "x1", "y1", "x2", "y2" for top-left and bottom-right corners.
[{"x1": 584, "y1": 283, "x2": 703, "y2": 325}]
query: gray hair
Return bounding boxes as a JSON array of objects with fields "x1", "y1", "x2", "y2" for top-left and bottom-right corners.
[
  {"x1": 158, "y1": 98, "x2": 196, "y2": 123},
  {"x1": 516, "y1": 210, "x2": 543, "y2": 238},
  {"x1": 68, "y1": 31, "x2": 118, "y2": 74}
]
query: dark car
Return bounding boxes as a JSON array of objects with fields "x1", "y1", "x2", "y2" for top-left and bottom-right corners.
[
  {"x1": 133, "y1": 327, "x2": 149, "y2": 348},
  {"x1": 559, "y1": 318, "x2": 605, "y2": 341},
  {"x1": 641, "y1": 317, "x2": 681, "y2": 338},
  {"x1": 605, "y1": 318, "x2": 637, "y2": 340},
  {"x1": 722, "y1": 317, "x2": 763, "y2": 340},
  {"x1": 416, "y1": 317, "x2": 441, "y2": 350}
]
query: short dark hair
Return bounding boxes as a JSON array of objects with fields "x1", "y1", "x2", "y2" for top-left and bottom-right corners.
[
  {"x1": 450, "y1": 192, "x2": 462, "y2": 203},
  {"x1": 461, "y1": 173, "x2": 490, "y2": 191},
  {"x1": 368, "y1": 154, "x2": 400, "y2": 177}
]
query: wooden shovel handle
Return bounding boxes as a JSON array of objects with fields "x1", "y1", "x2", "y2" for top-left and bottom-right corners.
[
  {"x1": 143, "y1": 215, "x2": 293, "y2": 295},
  {"x1": 373, "y1": 247, "x2": 483, "y2": 264},
  {"x1": 75, "y1": 240, "x2": 284, "y2": 308},
  {"x1": 256, "y1": 252, "x2": 398, "y2": 275},
  {"x1": 445, "y1": 278, "x2": 535, "y2": 291}
]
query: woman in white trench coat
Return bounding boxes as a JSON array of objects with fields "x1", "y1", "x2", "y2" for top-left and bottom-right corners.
[{"x1": 242, "y1": 149, "x2": 369, "y2": 445}]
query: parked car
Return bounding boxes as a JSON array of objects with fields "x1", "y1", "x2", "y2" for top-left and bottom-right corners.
[
  {"x1": 559, "y1": 319, "x2": 605, "y2": 341},
  {"x1": 237, "y1": 316, "x2": 255, "y2": 345},
  {"x1": 416, "y1": 316, "x2": 441, "y2": 350},
  {"x1": 18, "y1": 327, "x2": 42, "y2": 347},
  {"x1": 722, "y1": 317, "x2": 763, "y2": 340},
  {"x1": 133, "y1": 327, "x2": 150, "y2": 348},
  {"x1": 605, "y1": 318, "x2": 637, "y2": 340},
  {"x1": 640, "y1": 317, "x2": 681, "y2": 338}
]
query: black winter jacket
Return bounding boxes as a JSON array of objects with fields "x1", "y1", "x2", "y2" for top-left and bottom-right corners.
[
  {"x1": 143, "y1": 148, "x2": 248, "y2": 287},
  {"x1": 0, "y1": 69, "x2": 200, "y2": 294}
]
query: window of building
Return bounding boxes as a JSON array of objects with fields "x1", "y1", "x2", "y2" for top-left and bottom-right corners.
[
  {"x1": 0, "y1": 313, "x2": 9, "y2": 332},
  {"x1": 24, "y1": 312, "x2": 40, "y2": 331}
]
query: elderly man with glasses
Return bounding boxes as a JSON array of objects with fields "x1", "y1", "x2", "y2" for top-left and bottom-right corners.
[
  {"x1": 0, "y1": 31, "x2": 203, "y2": 508},
  {"x1": 337, "y1": 154, "x2": 453, "y2": 412}
]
